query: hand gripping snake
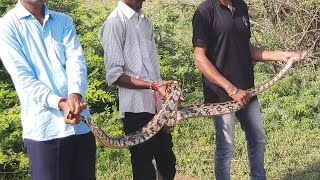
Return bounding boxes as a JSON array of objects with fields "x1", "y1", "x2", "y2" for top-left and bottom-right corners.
[{"x1": 80, "y1": 52, "x2": 307, "y2": 149}]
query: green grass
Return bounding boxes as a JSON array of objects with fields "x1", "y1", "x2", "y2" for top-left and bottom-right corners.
[
  {"x1": 1, "y1": 1, "x2": 317, "y2": 179},
  {"x1": 95, "y1": 116, "x2": 320, "y2": 180}
]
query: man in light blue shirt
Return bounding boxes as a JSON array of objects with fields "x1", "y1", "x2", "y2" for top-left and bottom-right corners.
[{"x1": 0, "y1": 1, "x2": 96, "y2": 179}]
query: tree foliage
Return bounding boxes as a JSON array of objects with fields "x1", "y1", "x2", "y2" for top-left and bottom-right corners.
[{"x1": 0, "y1": 0, "x2": 319, "y2": 179}]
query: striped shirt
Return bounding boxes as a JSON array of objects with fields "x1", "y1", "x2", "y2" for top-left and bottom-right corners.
[
  {"x1": 0, "y1": 2, "x2": 91, "y2": 141},
  {"x1": 99, "y1": 0, "x2": 161, "y2": 116}
]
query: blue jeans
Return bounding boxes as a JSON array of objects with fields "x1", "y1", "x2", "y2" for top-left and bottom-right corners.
[{"x1": 213, "y1": 99, "x2": 266, "y2": 180}]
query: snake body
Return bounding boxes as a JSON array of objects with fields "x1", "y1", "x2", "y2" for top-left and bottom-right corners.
[
  {"x1": 80, "y1": 84, "x2": 181, "y2": 149},
  {"x1": 81, "y1": 52, "x2": 306, "y2": 149}
]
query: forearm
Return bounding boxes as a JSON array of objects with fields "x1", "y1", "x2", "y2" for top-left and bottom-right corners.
[
  {"x1": 114, "y1": 74, "x2": 152, "y2": 89},
  {"x1": 250, "y1": 44, "x2": 283, "y2": 62},
  {"x1": 194, "y1": 49, "x2": 237, "y2": 95}
]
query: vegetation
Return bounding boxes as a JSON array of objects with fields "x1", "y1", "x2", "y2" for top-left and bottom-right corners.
[{"x1": 0, "y1": 0, "x2": 319, "y2": 179}]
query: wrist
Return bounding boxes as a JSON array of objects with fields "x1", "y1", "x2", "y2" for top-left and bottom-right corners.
[
  {"x1": 69, "y1": 93, "x2": 82, "y2": 99},
  {"x1": 226, "y1": 85, "x2": 235, "y2": 95},
  {"x1": 150, "y1": 81, "x2": 157, "y2": 91},
  {"x1": 229, "y1": 88, "x2": 238, "y2": 97},
  {"x1": 58, "y1": 98, "x2": 68, "y2": 111}
]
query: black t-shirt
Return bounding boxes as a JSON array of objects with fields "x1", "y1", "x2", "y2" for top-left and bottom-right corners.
[{"x1": 192, "y1": 0, "x2": 256, "y2": 103}]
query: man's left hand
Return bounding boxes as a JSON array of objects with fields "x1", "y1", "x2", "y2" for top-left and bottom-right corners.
[{"x1": 279, "y1": 51, "x2": 305, "y2": 64}]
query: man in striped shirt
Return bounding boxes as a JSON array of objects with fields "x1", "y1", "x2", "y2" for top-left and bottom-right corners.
[{"x1": 99, "y1": 0, "x2": 177, "y2": 179}]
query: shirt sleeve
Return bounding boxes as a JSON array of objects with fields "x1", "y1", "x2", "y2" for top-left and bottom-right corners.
[
  {"x1": 243, "y1": 3, "x2": 251, "y2": 38},
  {"x1": 63, "y1": 16, "x2": 88, "y2": 96},
  {"x1": 98, "y1": 18, "x2": 126, "y2": 85},
  {"x1": 192, "y1": 8, "x2": 211, "y2": 47},
  {"x1": 0, "y1": 19, "x2": 62, "y2": 110}
]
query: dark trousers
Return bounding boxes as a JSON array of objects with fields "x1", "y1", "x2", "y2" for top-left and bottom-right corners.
[
  {"x1": 23, "y1": 132, "x2": 96, "y2": 180},
  {"x1": 123, "y1": 112, "x2": 176, "y2": 180}
]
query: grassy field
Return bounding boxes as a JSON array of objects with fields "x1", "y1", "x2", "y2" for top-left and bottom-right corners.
[
  {"x1": 86, "y1": 0, "x2": 320, "y2": 179},
  {"x1": 0, "y1": 0, "x2": 318, "y2": 180},
  {"x1": 95, "y1": 116, "x2": 320, "y2": 180}
]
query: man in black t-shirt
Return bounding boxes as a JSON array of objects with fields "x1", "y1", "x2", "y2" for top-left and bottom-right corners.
[{"x1": 192, "y1": 0, "x2": 303, "y2": 179}]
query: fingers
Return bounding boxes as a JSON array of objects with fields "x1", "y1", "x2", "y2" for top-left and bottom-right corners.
[
  {"x1": 63, "y1": 110, "x2": 81, "y2": 124},
  {"x1": 65, "y1": 101, "x2": 86, "y2": 124},
  {"x1": 240, "y1": 94, "x2": 250, "y2": 107},
  {"x1": 284, "y1": 51, "x2": 306, "y2": 64},
  {"x1": 68, "y1": 94, "x2": 86, "y2": 115},
  {"x1": 81, "y1": 102, "x2": 87, "y2": 110},
  {"x1": 230, "y1": 89, "x2": 250, "y2": 108},
  {"x1": 291, "y1": 56, "x2": 301, "y2": 64},
  {"x1": 290, "y1": 52, "x2": 303, "y2": 64},
  {"x1": 153, "y1": 80, "x2": 179, "y2": 100},
  {"x1": 237, "y1": 96, "x2": 248, "y2": 108},
  {"x1": 67, "y1": 98, "x2": 81, "y2": 114},
  {"x1": 165, "y1": 80, "x2": 175, "y2": 84},
  {"x1": 59, "y1": 94, "x2": 87, "y2": 125},
  {"x1": 238, "y1": 99, "x2": 245, "y2": 107},
  {"x1": 160, "y1": 80, "x2": 178, "y2": 86}
]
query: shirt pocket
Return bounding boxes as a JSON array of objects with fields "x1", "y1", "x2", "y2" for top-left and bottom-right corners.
[
  {"x1": 51, "y1": 39, "x2": 66, "y2": 68},
  {"x1": 144, "y1": 38, "x2": 156, "y2": 57},
  {"x1": 50, "y1": 39, "x2": 68, "y2": 95},
  {"x1": 142, "y1": 38, "x2": 158, "y2": 80}
]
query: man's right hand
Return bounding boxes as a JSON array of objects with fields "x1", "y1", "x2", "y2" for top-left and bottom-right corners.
[
  {"x1": 58, "y1": 99, "x2": 84, "y2": 124},
  {"x1": 230, "y1": 88, "x2": 251, "y2": 108},
  {"x1": 154, "y1": 80, "x2": 177, "y2": 99}
]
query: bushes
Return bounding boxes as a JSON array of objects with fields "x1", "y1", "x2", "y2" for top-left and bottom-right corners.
[{"x1": 0, "y1": 0, "x2": 319, "y2": 178}]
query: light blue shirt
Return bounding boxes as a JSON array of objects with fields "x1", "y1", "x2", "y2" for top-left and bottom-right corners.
[{"x1": 0, "y1": 2, "x2": 91, "y2": 141}]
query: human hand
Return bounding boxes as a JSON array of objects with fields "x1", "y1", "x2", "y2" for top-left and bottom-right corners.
[
  {"x1": 68, "y1": 93, "x2": 87, "y2": 115},
  {"x1": 229, "y1": 88, "x2": 251, "y2": 108},
  {"x1": 153, "y1": 80, "x2": 178, "y2": 99},
  {"x1": 58, "y1": 99, "x2": 81, "y2": 124},
  {"x1": 278, "y1": 51, "x2": 305, "y2": 65},
  {"x1": 58, "y1": 93, "x2": 87, "y2": 124},
  {"x1": 63, "y1": 109, "x2": 81, "y2": 124}
]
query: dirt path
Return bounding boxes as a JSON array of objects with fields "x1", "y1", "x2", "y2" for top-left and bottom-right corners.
[{"x1": 174, "y1": 174, "x2": 199, "y2": 180}]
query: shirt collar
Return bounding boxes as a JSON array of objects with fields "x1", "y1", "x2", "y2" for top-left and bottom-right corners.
[
  {"x1": 118, "y1": 0, "x2": 144, "y2": 19},
  {"x1": 15, "y1": 1, "x2": 52, "y2": 20},
  {"x1": 215, "y1": 0, "x2": 240, "y2": 7}
]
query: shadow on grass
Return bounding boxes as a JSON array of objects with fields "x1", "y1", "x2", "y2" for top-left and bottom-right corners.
[{"x1": 282, "y1": 161, "x2": 320, "y2": 180}]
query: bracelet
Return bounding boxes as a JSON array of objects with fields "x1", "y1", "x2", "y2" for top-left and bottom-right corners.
[
  {"x1": 150, "y1": 81, "x2": 158, "y2": 113},
  {"x1": 150, "y1": 81, "x2": 157, "y2": 91},
  {"x1": 58, "y1": 98, "x2": 68, "y2": 111},
  {"x1": 229, "y1": 88, "x2": 238, "y2": 96}
]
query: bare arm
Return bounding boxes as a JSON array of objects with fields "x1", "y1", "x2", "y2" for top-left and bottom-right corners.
[
  {"x1": 249, "y1": 44, "x2": 303, "y2": 63},
  {"x1": 194, "y1": 47, "x2": 250, "y2": 107},
  {"x1": 114, "y1": 74, "x2": 151, "y2": 89},
  {"x1": 194, "y1": 47, "x2": 235, "y2": 95},
  {"x1": 115, "y1": 75, "x2": 175, "y2": 99}
]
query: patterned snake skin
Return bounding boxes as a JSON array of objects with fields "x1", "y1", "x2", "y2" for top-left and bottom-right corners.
[{"x1": 80, "y1": 52, "x2": 307, "y2": 149}]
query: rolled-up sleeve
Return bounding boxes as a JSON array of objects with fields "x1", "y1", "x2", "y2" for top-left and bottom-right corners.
[
  {"x1": 192, "y1": 9, "x2": 210, "y2": 47},
  {"x1": 99, "y1": 18, "x2": 126, "y2": 85}
]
